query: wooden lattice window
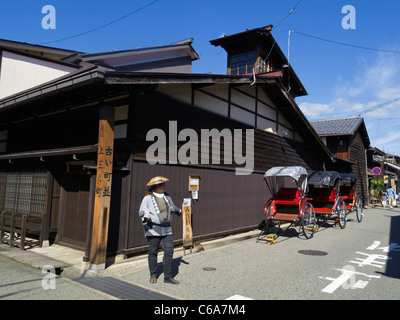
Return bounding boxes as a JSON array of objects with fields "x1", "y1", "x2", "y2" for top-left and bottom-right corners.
[
  {"x1": 230, "y1": 51, "x2": 256, "y2": 75},
  {"x1": 0, "y1": 169, "x2": 47, "y2": 216}
]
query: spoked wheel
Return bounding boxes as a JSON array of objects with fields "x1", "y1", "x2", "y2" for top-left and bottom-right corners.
[
  {"x1": 301, "y1": 202, "x2": 316, "y2": 239},
  {"x1": 355, "y1": 197, "x2": 363, "y2": 222},
  {"x1": 338, "y1": 199, "x2": 347, "y2": 229},
  {"x1": 257, "y1": 202, "x2": 281, "y2": 242}
]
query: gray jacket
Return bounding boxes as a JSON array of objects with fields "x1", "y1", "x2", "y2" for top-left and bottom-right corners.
[{"x1": 139, "y1": 193, "x2": 181, "y2": 237}]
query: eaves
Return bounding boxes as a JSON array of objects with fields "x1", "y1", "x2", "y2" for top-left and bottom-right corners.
[{"x1": 0, "y1": 66, "x2": 105, "y2": 113}]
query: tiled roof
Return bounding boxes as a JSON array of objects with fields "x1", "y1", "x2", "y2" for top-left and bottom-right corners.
[{"x1": 310, "y1": 116, "x2": 363, "y2": 136}]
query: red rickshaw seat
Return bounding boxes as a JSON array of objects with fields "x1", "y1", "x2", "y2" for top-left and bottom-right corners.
[
  {"x1": 273, "y1": 188, "x2": 301, "y2": 205},
  {"x1": 340, "y1": 186, "x2": 355, "y2": 200},
  {"x1": 308, "y1": 187, "x2": 337, "y2": 202}
]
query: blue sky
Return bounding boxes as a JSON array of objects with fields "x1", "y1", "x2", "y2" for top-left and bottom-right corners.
[{"x1": 1, "y1": 0, "x2": 400, "y2": 156}]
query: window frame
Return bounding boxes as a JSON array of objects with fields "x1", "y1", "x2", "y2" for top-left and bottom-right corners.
[{"x1": 229, "y1": 51, "x2": 256, "y2": 75}]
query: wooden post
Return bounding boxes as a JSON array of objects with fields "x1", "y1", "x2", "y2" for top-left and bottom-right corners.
[
  {"x1": 182, "y1": 199, "x2": 193, "y2": 255},
  {"x1": 20, "y1": 215, "x2": 27, "y2": 250},
  {"x1": 90, "y1": 106, "x2": 115, "y2": 270},
  {"x1": 10, "y1": 213, "x2": 15, "y2": 247},
  {"x1": 0, "y1": 212, "x2": 4, "y2": 244}
]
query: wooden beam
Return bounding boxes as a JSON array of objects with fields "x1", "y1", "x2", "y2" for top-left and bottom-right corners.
[
  {"x1": 90, "y1": 105, "x2": 115, "y2": 270},
  {"x1": 182, "y1": 199, "x2": 193, "y2": 256}
]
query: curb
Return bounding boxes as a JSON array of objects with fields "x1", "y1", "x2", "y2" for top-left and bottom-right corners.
[
  {"x1": 61, "y1": 229, "x2": 261, "y2": 278},
  {"x1": 0, "y1": 229, "x2": 260, "y2": 279}
]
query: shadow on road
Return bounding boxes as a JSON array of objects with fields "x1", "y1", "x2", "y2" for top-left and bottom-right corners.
[{"x1": 379, "y1": 213, "x2": 400, "y2": 280}]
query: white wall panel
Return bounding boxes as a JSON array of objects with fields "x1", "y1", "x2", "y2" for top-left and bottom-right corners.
[{"x1": 0, "y1": 51, "x2": 77, "y2": 99}]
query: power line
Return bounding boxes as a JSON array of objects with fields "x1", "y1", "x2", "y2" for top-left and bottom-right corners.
[
  {"x1": 274, "y1": 0, "x2": 303, "y2": 30},
  {"x1": 266, "y1": 0, "x2": 303, "y2": 62},
  {"x1": 39, "y1": 0, "x2": 160, "y2": 45},
  {"x1": 265, "y1": 1, "x2": 302, "y2": 94},
  {"x1": 376, "y1": 125, "x2": 400, "y2": 140},
  {"x1": 306, "y1": 97, "x2": 400, "y2": 119},
  {"x1": 352, "y1": 97, "x2": 400, "y2": 116},
  {"x1": 293, "y1": 30, "x2": 400, "y2": 54}
]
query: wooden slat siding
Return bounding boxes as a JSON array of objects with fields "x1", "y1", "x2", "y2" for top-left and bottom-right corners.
[
  {"x1": 254, "y1": 131, "x2": 320, "y2": 170},
  {"x1": 254, "y1": 133, "x2": 313, "y2": 168},
  {"x1": 127, "y1": 129, "x2": 317, "y2": 173},
  {"x1": 107, "y1": 96, "x2": 325, "y2": 255},
  {"x1": 325, "y1": 130, "x2": 368, "y2": 205},
  {"x1": 6, "y1": 104, "x2": 99, "y2": 154},
  {"x1": 349, "y1": 130, "x2": 368, "y2": 205},
  {"x1": 1, "y1": 83, "x2": 327, "y2": 255},
  {"x1": 121, "y1": 160, "x2": 268, "y2": 252},
  {"x1": 127, "y1": 93, "x2": 321, "y2": 171}
]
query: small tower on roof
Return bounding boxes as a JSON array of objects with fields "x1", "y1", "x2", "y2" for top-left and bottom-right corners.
[{"x1": 210, "y1": 25, "x2": 307, "y2": 99}]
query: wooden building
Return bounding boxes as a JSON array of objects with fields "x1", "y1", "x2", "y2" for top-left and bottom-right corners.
[
  {"x1": 368, "y1": 147, "x2": 400, "y2": 197},
  {"x1": 310, "y1": 116, "x2": 370, "y2": 204},
  {"x1": 0, "y1": 26, "x2": 334, "y2": 267}
]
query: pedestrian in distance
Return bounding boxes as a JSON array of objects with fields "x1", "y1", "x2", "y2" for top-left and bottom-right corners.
[
  {"x1": 398, "y1": 192, "x2": 400, "y2": 207},
  {"x1": 139, "y1": 176, "x2": 182, "y2": 284},
  {"x1": 382, "y1": 191, "x2": 387, "y2": 207},
  {"x1": 386, "y1": 186, "x2": 395, "y2": 208}
]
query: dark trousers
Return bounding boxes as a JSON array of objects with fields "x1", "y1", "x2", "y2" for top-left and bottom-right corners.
[{"x1": 146, "y1": 234, "x2": 174, "y2": 279}]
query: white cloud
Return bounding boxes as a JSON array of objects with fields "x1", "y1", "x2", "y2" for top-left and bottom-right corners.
[
  {"x1": 299, "y1": 102, "x2": 334, "y2": 118},
  {"x1": 300, "y1": 52, "x2": 400, "y2": 155},
  {"x1": 347, "y1": 87, "x2": 364, "y2": 97},
  {"x1": 377, "y1": 85, "x2": 400, "y2": 100},
  {"x1": 375, "y1": 131, "x2": 400, "y2": 146}
]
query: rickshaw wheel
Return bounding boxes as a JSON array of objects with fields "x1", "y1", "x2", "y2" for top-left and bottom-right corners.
[
  {"x1": 338, "y1": 200, "x2": 347, "y2": 229},
  {"x1": 356, "y1": 198, "x2": 363, "y2": 223},
  {"x1": 264, "y1": 203, "x2": 281, "y2": 235},
  {"x1": 301, "y1": 202, "x2": 316, "y2": 239},
  {"x1": 265, "y1": 220, "x2": 281, "y2": 235}
]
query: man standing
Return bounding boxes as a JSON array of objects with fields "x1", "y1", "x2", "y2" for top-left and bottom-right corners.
[
  {"x1": 386, "y1": 186, "x2": 395, "y2": 208},
  {"x1": 139, "y1": 176, "x2": 182, "y2": 284}
]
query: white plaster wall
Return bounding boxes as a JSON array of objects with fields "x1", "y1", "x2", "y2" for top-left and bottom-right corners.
[{"x1": 0, "y1": 51, "x2": 77, "y2": 99}]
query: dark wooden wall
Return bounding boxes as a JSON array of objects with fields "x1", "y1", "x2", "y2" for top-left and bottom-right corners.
[
  {"x1": 6, "y1": 106, "x2": 99, "y2": 153},
  {"x1": 349, "y1": 130, "x2": 368, "y2": 204},
  {"x1": 0, "y1": 88, "x2": 328, "y2": 254},
  {"x1": 325, "y1": 130, "x2": 368, "y2": 205},
  {"x1": 107, "y1": 92, "x2": 326, "y2": 255}
]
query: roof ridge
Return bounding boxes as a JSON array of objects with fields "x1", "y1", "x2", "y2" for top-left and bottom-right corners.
[{"x1": 310, "y1": 115, "x2": 363, "y2": 122}]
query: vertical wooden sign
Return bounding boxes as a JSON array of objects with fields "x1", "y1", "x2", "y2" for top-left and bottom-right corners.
[
  {"x1": 90, "y1": 106, "x2": 115, "y2": 269},
  {"x1": 182, "y1": 198, "x2": 193, "y2": 255}
]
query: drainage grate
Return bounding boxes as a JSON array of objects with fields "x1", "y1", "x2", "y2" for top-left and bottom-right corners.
[
  {"x1": 298, "y1": 250, "x2": 328, "y2": 256},
  {"x1": 203, "y1": 267, "x2": 216, "y2": 271}
]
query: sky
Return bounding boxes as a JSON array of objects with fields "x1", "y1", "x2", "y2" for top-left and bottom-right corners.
[{"x1": 1, "y1": 0, "x2": 400, "y2": 156}]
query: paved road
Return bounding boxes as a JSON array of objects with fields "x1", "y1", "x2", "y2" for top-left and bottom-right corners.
[
  {"x1": 0, "y1": 253, "x2": 115, "y2": 300},
  {"x1": 1, "y1": 206, "x2": 399, "y2": 301},
  {"x1": 117, "y1": 206, "x2": 400, "y2": 300}
]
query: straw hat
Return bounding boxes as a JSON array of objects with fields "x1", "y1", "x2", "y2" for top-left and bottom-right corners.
[{"x1": 146, "y1": 176, "x2": 169, "y2": 187}]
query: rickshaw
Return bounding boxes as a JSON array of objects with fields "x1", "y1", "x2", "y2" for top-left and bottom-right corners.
[
  {"x1": 339, "y1": 173, "x2": 363, "y2": 222},
  {"x1": 307, "y1": 171, "x2": 347, "y2": 229},
  {"x1": 258, "y1": 166, "x2": 317, "y2": 241}
]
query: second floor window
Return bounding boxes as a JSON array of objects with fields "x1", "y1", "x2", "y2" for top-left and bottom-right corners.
[{"x1": 230, "y1": 51, "x2": 255, "y2": 75}]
